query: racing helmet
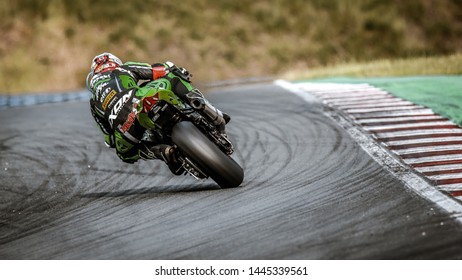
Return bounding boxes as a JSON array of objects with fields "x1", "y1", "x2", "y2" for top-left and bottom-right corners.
[{"x1": 90, "y1": 52, "x2": 122, "y2": 74}]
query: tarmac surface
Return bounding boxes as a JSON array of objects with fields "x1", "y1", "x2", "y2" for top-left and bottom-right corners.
[{"x1": 1, "y1": 83, "x2": 461, "y2": 259}]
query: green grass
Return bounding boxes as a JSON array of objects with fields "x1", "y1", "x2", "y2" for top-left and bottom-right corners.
[
  {"x1": 283, "y1": 53, "x2": 462, "y2": 80},
  {"x1": 376, "y1": 77, "x2": 462, "y2": 127}
]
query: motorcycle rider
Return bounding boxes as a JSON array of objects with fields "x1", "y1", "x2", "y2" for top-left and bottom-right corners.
[{"x1": 86, "y1": 52, "x2": 229, "y2": 174}]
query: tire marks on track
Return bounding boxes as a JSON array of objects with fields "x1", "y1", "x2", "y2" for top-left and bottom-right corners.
[{"x1": 1, "y1": 85, "x2": 462, "y2": 259}]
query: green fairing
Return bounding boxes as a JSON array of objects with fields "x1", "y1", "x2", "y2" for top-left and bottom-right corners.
[
  {"x1": 135, "y1": 78, "x2": 187, "y2": 130},
  {"x1": 137, "y1": 73, "x2": 195, "y2": 92},
  {"x1": 160, "y1": 89, "x2": 186, "y2": 106}
]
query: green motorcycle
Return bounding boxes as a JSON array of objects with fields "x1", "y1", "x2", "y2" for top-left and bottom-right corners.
[{"x1": 136, "y1": 71, "x2": 244, "y2": 189}]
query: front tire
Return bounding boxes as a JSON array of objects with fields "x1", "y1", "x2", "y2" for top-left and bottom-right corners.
[{"x1": 171, "y1": 122, "x2": 244, "y2": 188}]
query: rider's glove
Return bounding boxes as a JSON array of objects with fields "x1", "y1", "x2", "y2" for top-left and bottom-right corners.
[
  {"x1": 164, "y1": 61, "x2": 176, "y2": 69},
  {"x1": 164, "y1": 61, "x2": 192, "y2": 81},
  {"x1": 178, "y1": 67, "x2": 191, "y2": 80}
]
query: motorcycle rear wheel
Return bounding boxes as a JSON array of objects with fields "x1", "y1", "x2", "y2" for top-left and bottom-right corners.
[{"x1": 172, "y1": 121, "x2": 244, "y2": 188}]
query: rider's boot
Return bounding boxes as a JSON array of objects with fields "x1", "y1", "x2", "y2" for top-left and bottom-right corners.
[{"x1": 140, "y1": 143, "x2": 184, "y2": 175}]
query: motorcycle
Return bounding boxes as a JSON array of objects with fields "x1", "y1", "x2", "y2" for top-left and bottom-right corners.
[{"x1": 138, "y1": 68, "x2": 244, "y2": 189}]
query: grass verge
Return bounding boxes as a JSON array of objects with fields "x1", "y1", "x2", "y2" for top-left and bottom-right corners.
[{"x1": 283, "y1": 53, "x2": 462, "y2": 80}]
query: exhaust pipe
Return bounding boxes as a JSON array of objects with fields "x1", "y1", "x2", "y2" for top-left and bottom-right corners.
[{"x1": 187, "y1": 91, "x2": 226, "y2": 128}]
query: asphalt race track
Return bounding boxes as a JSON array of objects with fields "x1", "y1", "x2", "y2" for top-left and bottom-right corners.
[{"x1": 1, "y1": 83, "x2": 462, "y2": 259}]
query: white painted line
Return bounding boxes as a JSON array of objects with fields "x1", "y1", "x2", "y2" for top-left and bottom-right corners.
[
  {"x1": 276, "y1": 80, "x2": 462, "y2": 224},
  {"x1": 314, "y1": 89, "x2": 388, "y2": 96},
  {"x1": 415, "y1": 164, "x2": 462, "y2": 173},
  {"x1": 320, "y1": 91, "x2": 390, "y2": 98},
  {"x1": 328, "y1": 96, "x2": 402, "y2": 106},
  {"x1": 428, "y1": 174, "x2": 462, "y2": 180},
  {"x1": 353, "y1": 109, "x2": 436, "y2": 119},
  {"x1": 359, "y1": 115, "x2": 446, "y2": 125},
  {"x1": 346, "y1": 105, "x2": 426, "y2": 114},
  {"x1": 338, "y1": 100, "x2": 415, "y2": 109},
  {"x1": 393, "y1": 145, "x2": 462, "y2": 156},
  {"x1": 375, "y1": 129, "x2": 462, "y2": 138},
  {"x1": 364, "y1": 121, "x2": 456, "y2": 132},
  {"x1": 403, "y1": 154, "x2": 462, "y2": 165},
  {"x1": 436, "y1": 184, "x2": 462, "y2": 192},
  {"x1": 385, "y1": 136, "x2": 462, "y2": 146},
  {"x1": 307, "y1": 86, "x2": 379, "y2": 92},
  {"x1": 316, "y1": 92, "x2": 390, "y2": 101}
]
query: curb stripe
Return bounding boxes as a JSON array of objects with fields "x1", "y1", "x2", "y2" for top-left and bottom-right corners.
[
  {"x1": 328, "y1": 96, "x2": 399, "y2": 105},
  {"x1": 367, "y1": 124, "x2": 460, "y2": 134},
  {"x1": 428, "y1": 173, "x2": 462, "y2": 180},
  {"x1": 366, "y1": 121, "x2": 456, "y2": 130},
  {"x1": 275, "y1": 79, "x2": 462, "y2": 214},
  {"x1": 411, "y1": 159, "x2": 462, "y2": 168},
  {"x1": 386, "y1": 136, "x2": 462, "y2": 145},
  {"x1": 316, "y1": 91, "x2": 389, "y2": 99},
  {"x1": 353, "y1": 111, "x2": 436, "y2": 119},
  {"x1": 359, "y1": 115, "x2": 446, "y2": 122},
  {"x1": 347, "y1": 105, "x2": 426, "y2": 114},
  {"x1": 388, "y1": 140, "x2": 462, "y2": 150},
  {"x1": 393, "y1": 144, "x2": 462, "y2": 154},
  {"x1": 435, "y1": 178, "x2": 462, "y2": 185},
  {"x1": 376, "y1": 132, "x2": 462, "y2": 142},
  {"x1": 360, "y1": 117, "x2": 448, "y2": 126},
  {"x1": 400, "y1": 150, "x2": 462, "y2": 159},
  {"x1": 339, "y1": 101, "x2": 415, "y2": 110},
  {"x1": 416, "y1": 164, "x2": 462, "y2": 173},
  {"x1": 451, "y1": 191, "x2": 462, "y2": 197},
  {"x1": 422, "y1": 168, "x2": 462, "y2": 176}
]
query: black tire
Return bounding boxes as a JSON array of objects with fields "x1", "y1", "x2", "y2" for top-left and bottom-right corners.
[{"x1": 171, "y1": 122, "x2": 244, "y2": 188}]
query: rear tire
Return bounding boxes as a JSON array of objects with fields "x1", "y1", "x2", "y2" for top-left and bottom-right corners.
[{"x1": 172, "y1": 122, "x2": 244, "y2": 188}]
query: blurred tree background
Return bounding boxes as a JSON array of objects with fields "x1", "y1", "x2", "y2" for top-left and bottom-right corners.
[{"x1": 1, "y1": 0, "x2": 461, "y2": 92}]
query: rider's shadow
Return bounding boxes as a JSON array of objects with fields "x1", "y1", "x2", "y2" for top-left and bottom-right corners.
[{"x1": 80, "y1": 183, "x2": 220, "y2": 198}]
